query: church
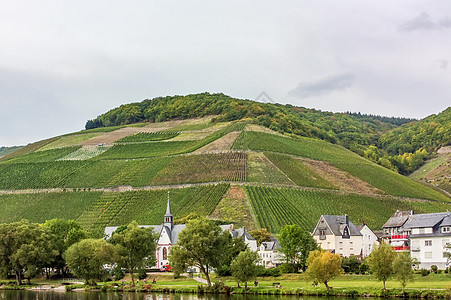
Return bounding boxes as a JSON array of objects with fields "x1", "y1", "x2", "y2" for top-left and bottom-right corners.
[{"x1": 105, "y1": 198, "x2": 258, "y2": 268}]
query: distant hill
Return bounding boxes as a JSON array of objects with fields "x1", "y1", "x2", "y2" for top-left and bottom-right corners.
[
  {"x1": 0, "y1": 146, "x2": 22, "y2": 158},
  {"x1": 0, "y1": 113, "x2": 449, "y2": 235},
  {"x1": 85, "y1": 93, "x2": 450, "y2": 176}
]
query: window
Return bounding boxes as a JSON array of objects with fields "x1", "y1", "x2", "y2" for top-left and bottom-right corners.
[
  {"x1": 425, "y1": 240, "x2": 432, "y2": 247},
  {"x1": 319, "y1": 230, "x2": 326, "y2": 240},
  {"x1": 442, "y1": 227, "x2": 451, "y2": 233},
  {"x1": 163, "y1": 247, "x2": 167, "y2": 260},
  {"x1": 424, "y1": 252, "x2": 432, "y2": 259}
]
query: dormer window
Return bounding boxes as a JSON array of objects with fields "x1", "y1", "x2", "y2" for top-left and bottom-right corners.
[
  {"x1": 442, "y1": 227, "x2": 451, "y2": 233},
  {"x1": 342, "y1": 226, "x2": 350, "y2": 239}
]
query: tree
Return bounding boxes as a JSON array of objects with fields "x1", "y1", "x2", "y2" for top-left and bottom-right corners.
[
  {"x1": 169, "y1": 217, "x2": 228, "y2": 287},
  {"x1": 444, "y1": 242, "x2": 451, "y2": 264},
  {"x1": 393, "y1": 252, "x2": 415, "y2": 293},
  {"x1": 64, "y1": 239, "x2": 117, "y2": 285},
  {"x1": 230, "y1": 249, "x2": 260, "y2": 288},
  {"x1": 42, "y1": 218, "x2": 88, "y2": 277},
  {"x1": 250, "y1": 228, "x2": 271, "y2": 246},
  {"x1": 0, "y1": 220, "x2": 58, "y2": 285},
  {"x1": 305, "y1": 250, "x2": 342, "y2": 291},
  {"x1": 109, "y1": 221, "x2": 158, "y2": 286},
  {"x1": 278, "y1": 224, "x2": 317, "y2": 272},
  {"x1": 342, "y1": 256, "x2": 361, "y2": 274},
  {"x1": 217, "y1": 234, "x2": 247, "y2": 276},
  {"x1": 367, "y1": 243, "x2": 395, "y2": 290}
]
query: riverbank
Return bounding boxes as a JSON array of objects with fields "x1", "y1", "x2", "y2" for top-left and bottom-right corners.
[{"x1": 1, "y1": 273, "x2": 450, "y2": 298}]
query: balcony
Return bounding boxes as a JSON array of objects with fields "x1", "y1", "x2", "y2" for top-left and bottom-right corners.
[
  {"x1": 392, "y1": 246, "x2": 410, "y2": 251},
  {"x1": 391, "y1": 234, "x2": 408, "y2": 240}
]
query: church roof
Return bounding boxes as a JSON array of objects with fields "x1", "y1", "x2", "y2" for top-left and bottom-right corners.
[{"x1": 164, "y1": 198, "x2": 173, "y2": 217}]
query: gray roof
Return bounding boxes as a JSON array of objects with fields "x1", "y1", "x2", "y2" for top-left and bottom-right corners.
[
  {"x1": 261, "y1": 240, "x2": 280, "y2": 250},
  {"x1": 230, "y1": 226, "x2": 256, "y2": 241},
  {"x1": 402, "y1": 212, "x2": 449, "y2": 229},
  {"x1": 322, "y1": 215, "x2": 362, "y2": 236},
  {"x1": 439, "y1": 214, "x2": 451, "y2": 227},
  {"x1": 164, "y1": 199, "x2": 173, "y2": 217},
  {"x1": 382, "y1": 210, "x2": 413, "y2": 228}
]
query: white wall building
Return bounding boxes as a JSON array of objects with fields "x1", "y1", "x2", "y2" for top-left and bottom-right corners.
[
  {"x1": 356, "y1": 222, "x2": 379, "y2": 257},
  {"x1": 258, "y1": 239, "x2": 282, "y2": 268},
  {"x1": 404, "y1": 212, "x2": 451, "y2": 269},
  {"x1": 312, "y1": 215, "x2": 363, "y2": 257}
]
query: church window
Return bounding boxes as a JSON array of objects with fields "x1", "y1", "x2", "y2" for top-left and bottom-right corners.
[{"x1": 163, "y1": 247, "x2": 167, "y2": 260}]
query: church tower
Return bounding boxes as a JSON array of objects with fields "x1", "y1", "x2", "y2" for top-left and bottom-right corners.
[{"x1": 164, "y1": 192, "x2": 173, "y2": 229}]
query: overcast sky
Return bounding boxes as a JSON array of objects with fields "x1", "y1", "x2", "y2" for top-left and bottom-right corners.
[{"x1": 1, "y1": 1, "x2": 450, "y2": 146}]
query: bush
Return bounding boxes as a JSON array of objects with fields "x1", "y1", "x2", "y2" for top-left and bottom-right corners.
[
  {"x1": 420, "y1": 268, "x2": 430, "y2": 276},
  {"x1": 359, "y1": 262, "x2": 369, "y2": 274},
  {"x1": 430, "y1": 265, "x2": 438, "y2": 274},
  {"x1": 342, "y1": 256, "x2": 361, "y2": 274},
  {"x1": 138, "y1": 268, "x2": 147, "y2": 280},
  {"x1": 113, "y1": 266, "x2": 124, "y2": 280},
  {"x1": 216, "y1": 265, "x2": 231, "y2": 277},
  {"x1": 255, "y1": 265, "x2": 281, "y2": 277}
]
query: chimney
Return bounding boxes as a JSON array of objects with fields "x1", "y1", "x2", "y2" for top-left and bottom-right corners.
[{"x1": 345, "y1": 214, "x2": 349, "y2": 226}]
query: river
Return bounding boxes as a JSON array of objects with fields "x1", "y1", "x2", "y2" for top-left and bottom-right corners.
[{"x1": 0, "y1": 291, "x2": 356, "y2": 300}]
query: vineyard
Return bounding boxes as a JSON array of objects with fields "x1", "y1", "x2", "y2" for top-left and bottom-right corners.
[
  {"x1": 245, "y1": 186, "x2": 451, "y2": 233},
  {"x1": 0, "y1": 191, "x2": 102, "y2": 223},
  {"x1": 6, "y1": 146, "x2": 82, "y2": 163},
  {"x1": 115, "y1": 131, "x2": 180, "y2": 143},
  {"x1": 38, "y1": 133, "x2": 101, "y2": 151},
  {"x1": 264, "y1": 152, "x2": 337, "y2": 189},
  {"x1": 246, "y1": 152, "x2": 293, "y2": 185},
  {"x1": 76, "y1": 184, "x2": 229, "y2": 230},
  {"x1": 150, "y1": 152, "x2": 246, "y2": 185},
  {"x1": 96, "y1": 141, "x2": 197, "y2": 159},
  {"x1": 233, "y1": 131, "x2": 450, "y2": 202},
  {"x1": 58, "y1": 146, "x2": 110, "y2": 160}
]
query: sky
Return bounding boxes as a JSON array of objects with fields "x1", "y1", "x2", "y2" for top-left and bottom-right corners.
[{"x1": 1, "y1": 1, "x2": 450, "y2": 146}]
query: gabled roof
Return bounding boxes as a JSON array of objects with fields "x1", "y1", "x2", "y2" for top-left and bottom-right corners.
[
  {"x1": 261, "y1": 240, "x2": 280, "y2": 250},
  {"x1": 231, "y1": 226, "x2": 256, "y2": 241},
  {"x1": 403, "y1": 212, "x2": 449, "y2": 229},
  {"x1": 321, "y1": 215, "x2": 362, "y2": 236},
  {"x1": 439, "y1": 214, "x2": 451, "y2": 227},
  {"x1": 382, "y1": 210, "x2": 413, "y2": 228}
]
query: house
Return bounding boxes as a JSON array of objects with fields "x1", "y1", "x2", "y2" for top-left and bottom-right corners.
[
  {"x1": 381, "y1": 210, "x2": 413, "y2": 252},
  {"x1": 403, "y1": 212, "x2": 451, "y2": 269},
  {"x1": 230, "y1": 226, "x2": 258, "y2": 251},
  {"x1": 356, "y1": 222, "x2": 379, "y2": 257},
  {"x1": 312, "y1": 215, "x2": 363, "y2": 257},
  {"x1": 258, "y1": 238, "x2": 282, "y2": 268}
]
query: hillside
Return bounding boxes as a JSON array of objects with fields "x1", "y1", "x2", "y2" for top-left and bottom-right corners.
[{"x1": 0, "y1": 116, "x2": 449, "y2": 235}]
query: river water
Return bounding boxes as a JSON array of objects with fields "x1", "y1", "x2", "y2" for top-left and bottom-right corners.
[{"x1": 0, "y1": 291, "x2": 353, "y2": 300}]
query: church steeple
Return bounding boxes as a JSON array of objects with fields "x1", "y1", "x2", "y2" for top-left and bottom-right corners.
[{"x1": 164, "y1": 191, "x2": 173, "y2": 228}]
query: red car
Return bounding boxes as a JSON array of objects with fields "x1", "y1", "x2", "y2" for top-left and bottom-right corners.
[{"x1": 160, "y1": 265, "x2": 171, "y2": 272}]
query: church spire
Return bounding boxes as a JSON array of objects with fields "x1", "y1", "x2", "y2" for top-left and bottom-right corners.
[{"x1": 164, "y1": 191, "x2": 173, "y2": 228}]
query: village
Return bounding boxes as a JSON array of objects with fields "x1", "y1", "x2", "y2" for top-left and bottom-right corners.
[{"x1": 105, "y1": 200, "x2": 451, "y2": 272}]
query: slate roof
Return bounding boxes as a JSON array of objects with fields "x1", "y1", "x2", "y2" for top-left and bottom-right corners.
[
  {"x1": 402, "y1": 212, "x2": 449, "y2": 229},
  {"x1": 230, "y1": 226, "x2": 256, "y2": 241},
  {"x1": 261, "y1": 240, "x2": 280, "y2": 250},
  {"x1": 382, "y1": 210, "x2": 413, "y2": 228},
  {"x1": 322, "y1": 215, "x2": 362, "y2": 236},
  {"x1": 439, "y1": 214, "x2": 451, "y2": 227}
]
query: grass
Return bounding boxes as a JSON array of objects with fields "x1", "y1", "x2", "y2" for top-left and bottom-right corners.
[
  {"x1": 0, "y1": 137, "x2": 60, "y2": 162},
  {"x1": 233, "y1": 131, "x2": 451, "y2": 202},
  {"x1": 115, "y1": 132, "x2": 180, "y2": 143}
]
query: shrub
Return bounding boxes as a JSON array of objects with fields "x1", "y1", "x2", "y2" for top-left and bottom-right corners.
[
  {"x1": 138, "y1": 268, "x2": 147, "y2": 280},
  {"x1": 430, "y1": 265, "x2": 438, "y2": 274},
  {"x1": 420, "y1": 268, "x2": 430, "y2": 276}
]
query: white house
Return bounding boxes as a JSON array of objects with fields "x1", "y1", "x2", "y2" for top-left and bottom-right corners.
[
  {"x1": 312, "y1": 215, "x2": 363, "y2": 257},
  {"x1": 356, "y1": 222, "x2": 379, "y2": 257},
  {"x1": 258, "y1": 239, "x2": 282, "y2": 268},
  {"x1": 381, "y1": 210, "x2": 413, "y2": 252},
  {"x1": 404, "y1": 212, "x2": 451, "y2": 269}
]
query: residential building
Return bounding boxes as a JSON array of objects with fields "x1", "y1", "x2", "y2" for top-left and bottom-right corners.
[
  {"x1": 356, "y1": 222, "x2": 379, "y2": 257},
  {"x1": 404, "y1": 212, "x2": 451, "y2": 269},
  {"x1": 382, "y1": 210, "x2": 413, "y2": 252},
  {"x1": 258, "y1": 239, "x2": 282, "y2": 268},
  {"x1": 312, "y1": 215, "x2": 363, "y2": 257}
]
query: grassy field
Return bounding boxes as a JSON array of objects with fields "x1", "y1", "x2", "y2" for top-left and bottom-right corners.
[
  {"x1": 115, "y1": 131, "x2": 180, "y2": 143},
  {"x1": 96, "y1": 141, "x2": 197, "y2": 159},
  {"x1": 6, "y1": 146, "x2": 81, "y2": 163},
  {"x1": 246, "y1": 152, "x2": 293, "y2": 185},
  {"x1": 245, "y1": 186, "x2": 451, "y2": 233},
  {"x1": 38, "y1": 133, "x2": 100, "y2": 151},
  {"x1": 233, "y1": 131, "x2": 450, "y2": 202}
]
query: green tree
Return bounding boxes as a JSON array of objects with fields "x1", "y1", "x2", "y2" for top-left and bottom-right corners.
[
  {"x1": 342, "y1": 256, "x2": 361, "y2": 274},
  {"x1": 393, "y1": 251, "x2": 415, "y2": 293},
  {"x1": 367, "y1": 243, "x2": 395, "y2": 290},
  {"x1": 64, "y1": 239, "x2": 117, "y2": 285},
  {"x1": 0, "y1": 220, "x2": 58, "y2": 285},
  {"x1": 169, "y1": 217, "x2": 228, "y2": 287},
  {"x1": 250, "y1": 228, "x2": 271, "y2": 246},
  {"x1": 42, "y1": 218, "x2": 88, "y2": 277},
  {"x1": 278, "y1": 224, "x2": 317, "y2": 272},
  {"x1": 230, "y1": 249, "x2": 260, "y2": 288},
  {"x1": 217, "y1": 234, "x2": 247, "y2": 276},
  {"x1": 109, "y1": 221, "x2": 158, "y2": 286},
  {"x1": 305, "y1": 250, "x2": 342, "y2": 291},
  {"x1": 444, "y1": 242, "x2": 451, "y2": 264}
]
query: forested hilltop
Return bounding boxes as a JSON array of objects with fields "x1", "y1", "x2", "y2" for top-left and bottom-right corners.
[{"x1": 86, "y1": 93, "x2": 450, "y2": 175}]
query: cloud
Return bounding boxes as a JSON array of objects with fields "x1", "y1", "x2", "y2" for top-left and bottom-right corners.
[
  {"x1": 399, "y1": 12, "x2": 451, "y2": 31},
  {"x1": 287, "y1": 73, "x2": 355, "y2": 99}
]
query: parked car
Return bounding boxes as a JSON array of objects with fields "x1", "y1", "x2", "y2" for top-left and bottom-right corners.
[{"x1": 160, "y1": 265, "x2": 171, "y2": 272}]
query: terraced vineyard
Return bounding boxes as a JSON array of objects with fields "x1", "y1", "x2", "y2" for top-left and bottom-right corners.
[{"x1": 0, "y1": 117, "x2": 449, "y2": 235}]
